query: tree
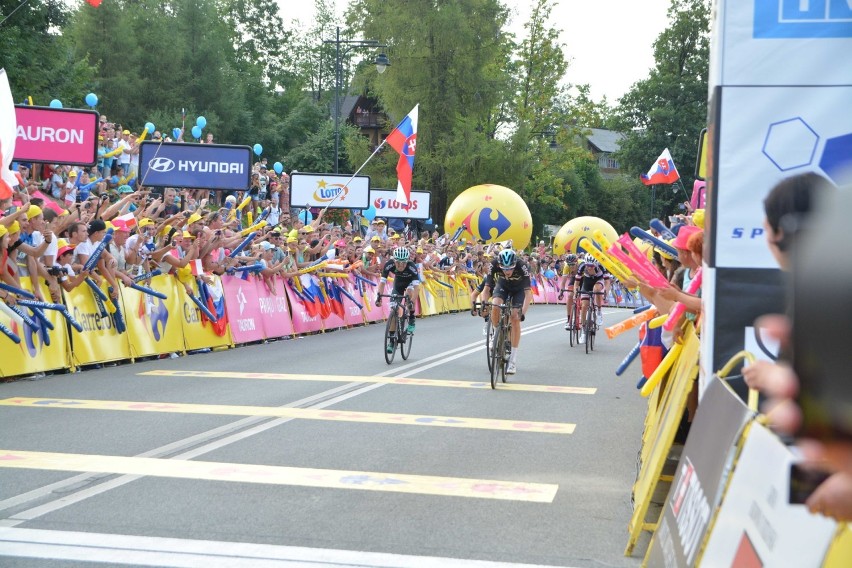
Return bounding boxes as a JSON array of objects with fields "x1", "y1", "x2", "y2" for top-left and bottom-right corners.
[
  {"x1": 612, "y1": 0, "x2": 710, "y2": 219},
  {"x1": 1, "y1": 0, "x2": 97, "y2": 106}
]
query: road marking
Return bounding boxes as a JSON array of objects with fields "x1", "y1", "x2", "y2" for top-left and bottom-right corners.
[
  {"x1": 0, "y1": 398, "x2": 576, "y2": 434},
  {"x1": 138, "y1": 370, "x2": 598, "y2": 395},
  {"x1": 0, "y1": 527, "x2": 573, "y2": 567},
  {"x1": 0, "y1": 450, "x2": 558, "y2": 503}
]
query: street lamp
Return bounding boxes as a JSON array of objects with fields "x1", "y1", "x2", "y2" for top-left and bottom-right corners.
[
  {"x1": 325, "y1": 27, "x2": 390, "y2": 174},
  {"x1": 532, "y1": 129, "x2": 558, "y2": 149}
]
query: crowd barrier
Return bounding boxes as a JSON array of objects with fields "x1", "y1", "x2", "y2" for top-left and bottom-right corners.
[
  {"x1": 2, "y1": 272, "x2": 640, "y2": 379},
  {"x1": 623, "y1": 325, "x2": 849, "y2": 566}
]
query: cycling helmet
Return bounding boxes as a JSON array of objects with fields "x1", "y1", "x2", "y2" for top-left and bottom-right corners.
[
  {"x1": 392, "y1": 247, "x2": 410, "y2": 262},
  {"x1": 498, "y1": 249, "x2": 516, "y2": 269},
  {"x1": 566, "y1": 253, "x2": 578, "y2": 265},
  {"x1": 583, "y1": 253, "x2": 596, "y2": 265}
]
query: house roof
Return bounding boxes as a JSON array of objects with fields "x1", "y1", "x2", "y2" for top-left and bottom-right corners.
[{"x1": 586, "y1": 128, "x2": 625, "y2": 153}]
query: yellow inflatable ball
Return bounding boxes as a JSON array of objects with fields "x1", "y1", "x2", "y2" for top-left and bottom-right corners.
[
  {"x1": 444, "y1": 184, "x2": 532, "y2": 250},
  {"x1": 634, "y1": 236, "x2": 654, "y2": 260},
  {"x1": 552, "y1": 216, "x2": 618, "y2": 255}
]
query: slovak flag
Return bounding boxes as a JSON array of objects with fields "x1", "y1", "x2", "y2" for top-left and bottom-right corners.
[
  {"x1": 0, "y1": 69, "x2": 18, "y2": 200},
  {"x1": 640, "y1": 148, "x2": 680, "y2": 185},
  {"x1": 385, "y1": 104, "x2": 419, "y2": 205}
]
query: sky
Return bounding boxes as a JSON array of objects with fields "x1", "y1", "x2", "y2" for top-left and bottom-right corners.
[{"x1": 279, "y1": 0, "x2": 673, "y2": 103}]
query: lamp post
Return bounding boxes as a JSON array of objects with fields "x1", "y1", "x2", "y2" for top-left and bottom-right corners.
[
  {"x1": 325, "y1": 27, "x2": 389, "y2": 174},
  {"x1": 532, "y1": 129, "x2": 558, "y2": 149}
]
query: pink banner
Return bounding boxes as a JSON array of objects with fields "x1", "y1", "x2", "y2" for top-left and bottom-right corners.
[
  {"x1": 341, "y1": 276, "x2": 366, "y2": 327},
  {"x1": 261, "y1": 277, "x2": 295, "y2": 337},
  {"x1": 285, "y1": 279, "x2": 324, "y2": 334},
  {"x1": 222, "y1": 275, "x2": 267, "y2": 344},
  {"x1": 14, "y1": 106, "x2": 99, "y2": 165},
  {"x1": 544, "y1": 278, "x2": 558, "y2": 303}
]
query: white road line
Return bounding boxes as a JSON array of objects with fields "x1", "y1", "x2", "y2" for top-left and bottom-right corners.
[{"x1": 0, "y1": 527, "x2": 573, "y2": 567}]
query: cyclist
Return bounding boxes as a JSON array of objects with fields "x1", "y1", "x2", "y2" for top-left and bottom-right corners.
[
  {"x1": 575, "y1": 253, "x2": 607, "y2": 344},
  {"x1": 376, "y1": 247, "x2": 421, "y2": 351},
  {"x1": 489, "y1": 248, "x2": 532, "y2": 375},
  {"x1": 470, "y1": 256, "x2": 494, "y2": 335},
  {"x1": 557, "y1": 253, "x2": 580, "y2": 330}
]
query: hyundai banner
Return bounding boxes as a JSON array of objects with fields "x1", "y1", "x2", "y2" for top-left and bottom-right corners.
[
  {"x1": 14, "y1": 106, "x2": 99, "y2": 166},
  {"x1": 370, "y1": 189, "x2": 431, "y2": 220},
  {"x1": 138, "y1": 142, "x2": 252, "y2": 191},
  {"x1": 289, "y1": 172, "x2": 370, "y2": 209}
]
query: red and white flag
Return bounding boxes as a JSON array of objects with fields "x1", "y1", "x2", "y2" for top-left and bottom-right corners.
[
  {"x1": 189, "y1": 259, "x2": 204, "y2": 276},
  {"x1": 113, "y1": 213, "x2": 137, "y2": 231},
  {"x1": 640, "y1": 148, "x2": 680, "y2": 185},
  {"x1": 0, "y1": 69, "x2": 18, "y2": 200}
]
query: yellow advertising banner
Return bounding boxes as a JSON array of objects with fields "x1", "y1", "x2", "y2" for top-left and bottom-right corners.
[
  {"x1": 179, "y1": 276, "x2": 232, "y2": 352},
  {"x1": 65, "y1": 280, "x2": 131, "y2": 366},
  {"x1": 0, "y1": 277, "x2": 69, "y2": 378},
  {"x1": 122, "y1": 275, "x2": 185, "y2": 359}
]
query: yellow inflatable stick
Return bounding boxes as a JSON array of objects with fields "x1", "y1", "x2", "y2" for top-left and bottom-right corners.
[
  {"x1": 236, "y1": 196, "x2": 252, "y2": 212},
  {"x1": 641, "y1": 341, "x2": 684, "y2": 397},
  {"x1": 580, "y1": 237, "x2": 633, "y2": 282},
  {"x1": 240, "y1": 221, "x2": 267, "y2": 237},
  {"x1": 137, "y1": 127, "x2": 149, "y2": 144}
]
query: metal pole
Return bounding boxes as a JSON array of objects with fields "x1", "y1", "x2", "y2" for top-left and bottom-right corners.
[{"x1": 333, "y1": 27, "x2": 340, "y2": 174}]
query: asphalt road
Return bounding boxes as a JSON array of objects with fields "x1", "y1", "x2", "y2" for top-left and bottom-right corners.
[{"x1": 0, "y1": 304, "x2": 651, "y2": 567}]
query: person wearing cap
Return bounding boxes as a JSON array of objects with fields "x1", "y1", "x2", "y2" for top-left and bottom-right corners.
[
  {"x1": 118, "y1": 129, "x2": 132, "y2": 174},
  {"x1": 62, "y1": 169, "x2": 79, "y2": 205},
  {"x1": 657, "y1": 226, "x2": 703, "y2": 314},
  {"x1": 53, "y1": 245, "x2": 90, "y2": 292},
  {"x1": 364, "y1": 218, "x2": 385, "y2": 242}
]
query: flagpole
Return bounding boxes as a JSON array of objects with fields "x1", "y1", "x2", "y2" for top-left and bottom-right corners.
[
  {"x1": 651, "y1": 185, "x2": 656, "y2": 219},
  {"x1": 321, "y1": 139, "x2": 388, "y2": 213}
]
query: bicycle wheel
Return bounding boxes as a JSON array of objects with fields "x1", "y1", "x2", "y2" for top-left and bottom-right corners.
[
  {"x1": 384, "y1": 309, "x2": 398, "y2": 364},
  {"x1": 568, "y1": 302, "x2": 577, "y2": 348},
  {"x1": 588, "y1": 306, "x2": 596, "y2": 352},
  {"x1": 400, "y1": 313, "x2": 413, "y2": 360},
  {"x1": 485, "y1": 317, "x2": 494, "y2": 373},
  {"x1": 502, "y1": 320, "x2": 511, "y2": 383},
  {"x1": 490, "y1": 322, "x2": 504, "y2": 389},
  {"x1": 584, "y1": 307, "x2": 593, "y2": 355}
]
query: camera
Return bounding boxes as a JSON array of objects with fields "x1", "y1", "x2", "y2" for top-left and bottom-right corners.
[{"x1": 47, "y1": 266, "x2": 68, "y2": 277}]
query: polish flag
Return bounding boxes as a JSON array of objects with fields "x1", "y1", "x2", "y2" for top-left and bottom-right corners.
[{"x1": 189, "y1": 259, "x2": 204, "y2": 276}]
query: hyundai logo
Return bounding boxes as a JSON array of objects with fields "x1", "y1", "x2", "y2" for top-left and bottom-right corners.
[{"x1": 148, "y1": 157, "x2": 175, "y2": 172}]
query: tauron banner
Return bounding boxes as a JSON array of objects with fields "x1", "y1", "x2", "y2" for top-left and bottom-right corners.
[
  {"x1": 14, "y1": 106, "x2": 99, "y2": 166},
  {"x1": 289, "y1": 172, "x2": 370, "y2": 209},
  {"x1": 138, "y1": 142, "x2": 251, "y2": 191},
  {"x1": 645, "y1": 378, "x2": 752, "y2": 567},
  {"x1": 370, "y1": 189, "x2": 431, "y2": 220}
]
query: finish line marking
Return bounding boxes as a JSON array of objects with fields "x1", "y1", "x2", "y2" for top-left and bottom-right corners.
[
  {"x1": 0, "y1": 398, "x2": 576, "y2": 435},
  {"x1": 0, "y1": 450, "x2": 558, "y2": 503},
  {"x1": 138, "y1": 370, "x2": 598, "y2": 395}
]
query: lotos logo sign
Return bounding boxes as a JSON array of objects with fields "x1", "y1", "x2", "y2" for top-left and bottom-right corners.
[
  {"x1": 290, "y1": 172, "x2": 370, "y2": 209},
  {"x1": 138, "y1": 142, "x2": 252, "y2": 191},
  {"x1": 369, "y1": 189, "x2": 431, "y2": 219},
  {"x1": 14, "y1": 106, "x2": 99, "y2": 166}
]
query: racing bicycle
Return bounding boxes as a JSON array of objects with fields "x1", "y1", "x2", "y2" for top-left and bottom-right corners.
[
  {"x1": 485, "y1": 301, "x2": 513, "y2": 389},
  {"x1": 380, "y1": 293, "x2": 414, "y2": 364},
  {"x1": 581, "y1": 290, "x2": 605, "y2": 354}
]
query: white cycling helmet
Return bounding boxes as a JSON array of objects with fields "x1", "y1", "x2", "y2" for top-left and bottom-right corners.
[
  {"x1": 584, "y1": 253, "x2": 596, "y2": 264},
  {"x1": 392, "y1": 247, "x2": 410, "y2": 262}
]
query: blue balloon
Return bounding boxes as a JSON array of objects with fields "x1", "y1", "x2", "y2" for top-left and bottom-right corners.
[
  {"x1": 196, "y1": 116, "x2": 206, "y2": 129},
  {"x1": 191, "y1": 125, "x2": 202, "y2": 139},
  {"x1": 299, "y1": 209, "x2": 313, "y2": 224},
  {"x1": 253, "y1": 144, "x2": 263, "y2": 156},
  {"x1": 425, "y1": 218, "x2": 433, "y2": 224},
  {"x1": 273, "y1": 161, "x2": 283, "y2": 175},
  {"x1": 363, "y1": 205, "x2": 377, "y2": 221},
  {"x1": 49, "y1": 99, "x2": 62, "y2": 109},
  {"x1": 85, "y1": 93, "x2": 98, "y2": 107},
  {"x1": 145, "y1": 122, "x2": 155, "y2": 134},
  {"x1": 172, "y1": 127, "x2": 181, "y2": 140}
]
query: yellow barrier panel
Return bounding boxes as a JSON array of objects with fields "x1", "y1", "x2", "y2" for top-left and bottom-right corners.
[
  {"x1": 179, "y1": 276, "x2": 233, "y2": 352},
  {"x1": 65, "y1": 280, "x2": 131, "y2": 366},
  {"x1": 0, "y1": 277, "x2": 69, "y2": 377},
  {"x1": 122, "y1": 275, "x2": 186, "y2": 359},
  {"x1": 418, "y1": 281, "x2": 438, "y2": 316},
  {"x1": 823, "y1": 524, "x2": 852, "y2": 568},
  {"x1": 626, "y1": 325, "x2": 700, "y2": 556}
]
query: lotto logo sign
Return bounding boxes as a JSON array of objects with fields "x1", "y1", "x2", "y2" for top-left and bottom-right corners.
[{"x1": 754, "y1": 0, "x2": 852, "y2": 38}]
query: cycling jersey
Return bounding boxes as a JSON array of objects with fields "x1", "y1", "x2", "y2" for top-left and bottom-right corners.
[
  {"x1": 575, "y1": 262, "x2": 607, "y2": 293},
  {"x1": 488, "y1": 258, "x2": 531, "y2": 291},
  {"x1": 381, "y1": 259, "x2": 421, "y2": 294}
]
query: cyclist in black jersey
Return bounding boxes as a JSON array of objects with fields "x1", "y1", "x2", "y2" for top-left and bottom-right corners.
[
  {"x1": 574, "y1": 253, "x2": 608, "y2": 343},
  {"x1": 376, "y1": 247, "x2": 421, "y2": 334},
  {"x1": 489, "y1": 249, "x2": 532, "y2": 375}
]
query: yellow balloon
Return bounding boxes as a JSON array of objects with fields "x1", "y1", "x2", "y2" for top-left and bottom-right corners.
[
  {"x1": 444, "y1": 184, "x2": 532, "y2": 250},
  {"x1": 633, "y1": 236, "x2": 654, "y2": 260},
  {"x1": 552, "y1": 216, "x2": 618, "y2": 256}
]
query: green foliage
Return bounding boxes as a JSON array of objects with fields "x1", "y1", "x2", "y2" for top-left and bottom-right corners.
[{"x1": 612, "y1": 0, "x2": 711, "y2": 218}]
